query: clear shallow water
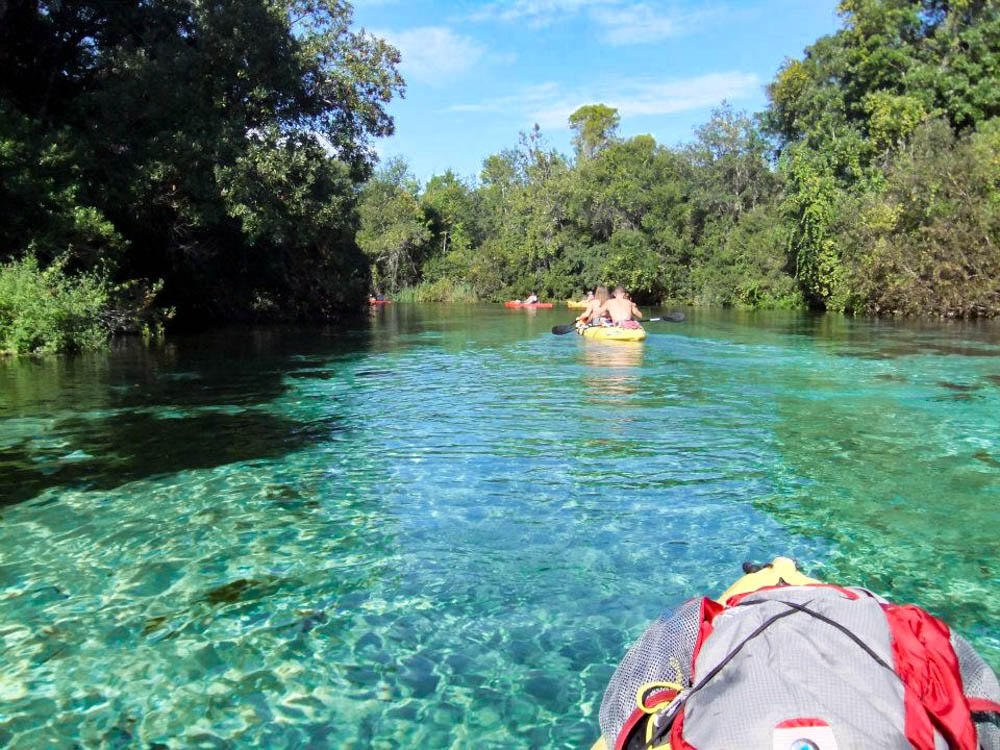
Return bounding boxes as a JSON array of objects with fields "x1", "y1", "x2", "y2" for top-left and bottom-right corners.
[{"x1": 1, "y1": 304, "x2": 999, "y2": 748}]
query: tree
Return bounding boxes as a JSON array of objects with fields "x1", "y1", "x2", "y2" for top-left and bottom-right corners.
[
  {"x1": 357, "y1": 161, "x2": 431, "y2": 293},
  {"x1": 688, "y1": 104, "x2": 779, "y2": 226},
  {"x1": 342, "y1": 0, "x2": 1000, "y2": 320},
  {"x1": 836, "y1": 117, "x2": 1000, "y2": 317},
  {"x1": 568, "y1": 104, "x2": 621, "y2": 160},
  {"x1": 761, "y1": 0, "x2": 1000, "y2": 310},
  {"x1": 0, "y1": 0, "x2": 405, "y2": 321},
  {"x1": 419, "y1": 170, "x2": 480, "y2": 286}
]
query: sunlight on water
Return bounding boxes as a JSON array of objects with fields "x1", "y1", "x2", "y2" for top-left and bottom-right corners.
[{"x1": 1, "y1": 306, "x2": 998, "y2": 747}]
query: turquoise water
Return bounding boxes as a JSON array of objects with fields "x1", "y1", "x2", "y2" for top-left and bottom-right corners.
[{"x1": 1, "y1": 304, "x2": 999, "y2": 748}]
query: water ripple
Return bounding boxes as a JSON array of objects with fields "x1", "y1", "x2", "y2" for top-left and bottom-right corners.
[{"x1": 1, "y1": 308, "x2": 998, "y2": 747}]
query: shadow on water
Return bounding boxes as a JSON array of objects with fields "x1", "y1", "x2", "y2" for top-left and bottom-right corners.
[
  {"x1": 679, "y1": 307, "x2": 1000, "y2": 358},
  {"x1": 0, "y1": 409, "x2": 343, "y2": 507},
  {"x1": 0, "y1": 325, "x2": 372, "y2": 508},
  {"x1": 365, "y1": 301, "x2": 572, "y2": 352}
]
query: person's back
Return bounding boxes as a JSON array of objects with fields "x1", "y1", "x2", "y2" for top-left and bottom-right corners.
[
  {"x1": 578, "y1": 285, "x2": 611, "y2": 325},
  {"x1": 601, "y1": 287, "x2": 642, "y2": 323}
]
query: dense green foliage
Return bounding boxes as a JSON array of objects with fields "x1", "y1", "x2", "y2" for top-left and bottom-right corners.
[
  {"x1": 836, "y1": 118, "x2": 1000, "y2": 316},
  {"x1": 359, "y1": 0, "x2": 1000, "y2": 317},
  {"x1": 1, "y1": 0, "x2": 402, "y2": 345},
  {"x1": 4, "y1": 0, "x2": 999, "y2": 345},
  {"x1": 0, "y1": 255, "x2": 148, "y2": 354},
  {"x1": 358, "y1": 105, "x2": 803, "y2": 307},
  {"x1": 768, "y1": 0, "x2": 1000, "y2": 315}
]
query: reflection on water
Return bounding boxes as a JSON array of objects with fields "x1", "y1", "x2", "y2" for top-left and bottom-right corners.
[
  {"x1": 581, "y1": 340, "x2": 644, "y2": 398},
  {"x1": 1, "y1": 304, "x2": 999, "y2": 748}
]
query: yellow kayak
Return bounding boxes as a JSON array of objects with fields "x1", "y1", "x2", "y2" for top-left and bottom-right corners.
[
  {"x1": 567, "y1": 300, "x2": 589, "y2": 309},
  {"x1": 578, "y1": 324, "x2": 646, "y2": 342}
]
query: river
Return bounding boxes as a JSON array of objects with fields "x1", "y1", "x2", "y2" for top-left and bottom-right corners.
[{"x1": 1, "y1": 304, "x2": 998, "y2": 747}]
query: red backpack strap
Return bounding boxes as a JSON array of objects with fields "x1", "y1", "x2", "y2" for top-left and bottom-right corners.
[
  {"x1": 690, "y1": 597, "x2": 724, "y2": 677},
  {"x1": 968, "y1": 697, "x2": 1000, "y2": 714},
  {"x1": 882, "y1": 604, "x2": 978, "y2": 750},
  {"x1": 669, "y1": 706, "x2": 694, "y2": 749}
]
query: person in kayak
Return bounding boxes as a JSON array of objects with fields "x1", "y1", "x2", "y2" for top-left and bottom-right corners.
[
  {"x1": 577, "y1": 285, "x2": 611, "y2": 326},
  {"x1": 598, "y1": 286, "x2": 643, "y2": 327},
  {"x1": 514, "y1": 293, "x2": 540, "y2": 305}
]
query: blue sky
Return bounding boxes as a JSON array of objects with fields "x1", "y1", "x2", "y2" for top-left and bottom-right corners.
[{"x1": 351, "y1": 0, "x2": 842, "y2": 183}]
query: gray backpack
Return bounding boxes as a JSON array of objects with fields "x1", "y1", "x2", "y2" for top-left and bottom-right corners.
[{"x1": 600, "y1": 585, "x2": 1000, "y2": 749}]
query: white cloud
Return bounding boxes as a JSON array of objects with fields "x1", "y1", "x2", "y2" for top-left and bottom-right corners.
[
  {"x1": 470, "y1": 1, "x2": 730, "y2": 44},
  {"x1": 469, "y1": 0, "x2": 618, "y2": 26},
  {"x1": 613, "y1": 72, "x2": 761, "y2": 116},
  {"x1": 449, "y1": 72, "x2": 760, "y2": 130},
  {"x1": 451, "y1": 82, "x2": 563, "y2": 114},
  {"x1": 374, "y1": 27, "x2": 486, "y2": 83},
  {"x1": 591, "y1": 4, "x2": 680, "y2": 44}
]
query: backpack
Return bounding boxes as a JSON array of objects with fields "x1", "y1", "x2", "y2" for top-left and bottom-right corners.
[{"x1": 599, "y1": 574, "x2": 1000, "y2": 749}]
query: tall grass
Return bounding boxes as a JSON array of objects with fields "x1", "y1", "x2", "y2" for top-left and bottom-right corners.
[{"x1": 395, "y1": 279, "x2": 480, "y2": 303}]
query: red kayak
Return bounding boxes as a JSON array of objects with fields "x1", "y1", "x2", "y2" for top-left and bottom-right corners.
[
  {"x1": 504, "y1": 301, "x2": 553, "y2": 308},
  {"x1": 369, "y1": 299, "x2": 392, "y2": 305}
]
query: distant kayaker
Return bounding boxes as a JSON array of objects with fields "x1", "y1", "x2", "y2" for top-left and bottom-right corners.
[
  {"x1": 599, "y1": 286, "x2": 643, "y2": 325},
  {"x1": 577, "y1": 285, "x2": 610, "y2": 325},
  {"x1": 514, "y1": 293, "x2": 539, "y2": 305}
]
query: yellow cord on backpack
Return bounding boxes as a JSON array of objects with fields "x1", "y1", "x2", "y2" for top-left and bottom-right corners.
[
  {"x1": 635, "y1": 681, "x2": 683, "y2": 714},
  {"x1": 636, "y1": 679, "x2": 683, "y2": 748}
]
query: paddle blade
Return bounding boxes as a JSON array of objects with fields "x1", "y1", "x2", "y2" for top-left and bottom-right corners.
[
  {"x1": 552, "y1": 324, "x2": 578, "y2": 335},
  {"x1": 650, "y1": 312, "x2": 685, "y2": 323}
]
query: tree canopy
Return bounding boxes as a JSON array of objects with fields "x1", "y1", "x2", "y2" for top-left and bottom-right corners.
[
  {"x1": 569, "y1": 104, "x2": 621, "y2": 161},
  {"x1": 0, "y1": 0, "x2": 403, "y2": 325},
  {"x1": 359, "y1": 0, "x2": 1000, "y2": 318}
]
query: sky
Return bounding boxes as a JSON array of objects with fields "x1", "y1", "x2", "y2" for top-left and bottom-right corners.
[{"x1": 350, "y1": 0, "x2": 843, "y2": 183}]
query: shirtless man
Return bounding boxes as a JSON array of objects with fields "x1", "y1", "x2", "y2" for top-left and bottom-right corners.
[{"x1": 599, "y1": 286, "x2": 643, "y2": 324}]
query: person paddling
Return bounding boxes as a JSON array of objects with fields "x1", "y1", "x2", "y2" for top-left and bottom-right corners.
[
  {"x1": 598, "y1": 286, "x2": 642, "y2": 327},
  {"x1": 577, "y1": 285, "x2": 610, "y2": 326}
]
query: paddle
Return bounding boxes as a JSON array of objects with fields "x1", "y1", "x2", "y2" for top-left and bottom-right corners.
[
  {"x1": 551, "y1": 311, "x2": 685, "y2": 335},
  {"x1": 648, "y1": 312, "x2": 686, "y2": 322}
]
